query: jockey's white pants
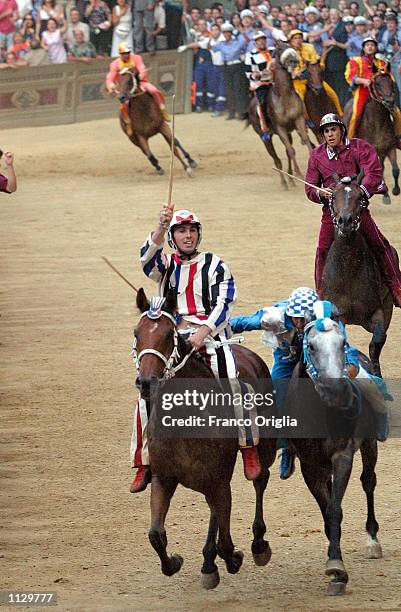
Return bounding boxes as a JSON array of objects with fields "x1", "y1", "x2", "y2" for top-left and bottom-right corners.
[{"x1": 130, "y1": 343, "x2": 259, "y2": 467}]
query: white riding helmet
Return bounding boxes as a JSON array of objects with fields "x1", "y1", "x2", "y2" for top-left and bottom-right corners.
[
  {"x1": 286, "y1": 287, "x2": 318, "y2": 318},
  {"x1": 168, "y1": 209, "x2": 202, "y2": 249}
]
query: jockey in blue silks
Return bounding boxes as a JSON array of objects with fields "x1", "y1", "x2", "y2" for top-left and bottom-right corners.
[{"x1": 230, "y1": 287, "x2": 389, "y2": 480}]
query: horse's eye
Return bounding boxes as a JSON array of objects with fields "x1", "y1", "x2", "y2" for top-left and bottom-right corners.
[{"x1": 309, "y1": 343, "x2": 315, "y2": 353}]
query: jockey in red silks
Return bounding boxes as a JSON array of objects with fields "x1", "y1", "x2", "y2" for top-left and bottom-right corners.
[
  {"x1": 305, "y1": 112, "x2": 401, "y2": 308},
  {"x1": 105, "y1": 42, "x2": 169, "y2": 136},
  {"x1": 345, "y1": 36, "x2": 401, "y2": 146},
  {"x1": 130, "y1": 205, "x2": 262, "y2": 493}
]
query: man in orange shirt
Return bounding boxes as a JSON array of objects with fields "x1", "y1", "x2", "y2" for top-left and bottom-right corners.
[{"x1": 106, "y1": 42, "x2": 168, "y2": 135}]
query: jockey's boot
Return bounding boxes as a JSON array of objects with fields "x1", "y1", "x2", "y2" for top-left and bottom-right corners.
[
  {"x1": 375, "y1": 413, "x2": 389, "y2": 442},
  {"x1": 392, "y1": 287, "x2": 401, "y2": 308},
  {"x1": 129, "y1": 466, "x2": 151, "y2": 493},
  {"x1": 279, "y1": 448, "x2": 295, "y2": 480},
  {"x1": 241, "y1": 446, "x2": 261, "y2": 480}
]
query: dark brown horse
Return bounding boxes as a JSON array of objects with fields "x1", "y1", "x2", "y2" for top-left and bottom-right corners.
[
  {"x1": 320, "y1": 176, "x2": 395, "y2": 377},
  {"x1": 116, "y1": 69, "x2": 197, "y2": 176},
  {"x1": 305, "y1": 62, "x2": 340, "y2": 144},
  {"x1": 246, "y1": 45, "x2": 314, "y2": 189},
  {"x1": 134, "y1": 288, "x2": 276, "y2": 588},
  {"x1": 344, "y1": 69, "x2": 400, "y2": 205},
  {"x1": 287, "y1": 314, "x2": 383, "y2": 595}
]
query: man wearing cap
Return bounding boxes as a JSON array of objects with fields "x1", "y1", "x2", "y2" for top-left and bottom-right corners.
[
  {"x1": 303, "y1": 5, "x2": 324, "y2": 54},
  {"x1": 178, "y1": 19, "x2": 214, "y2": 113},
  {"x1": 346, "y1": 15, "x2": 368, "y2": 57},
  {"x1": 209, "y1": 22, "x2": 249, "y2": 119},
  {"x1": 345, "y1": 36, "x2": 401, "y2": 142},
  {"x1": 106, "y1": 42, "x2": 169, "y2": 135},
  {"x1": 130, "y1": 205, "x2": 262, "y2": 492},
  {"x1": 288, "y1": 29, "x2": 343, "y2": 119},
  {"x1": 240, "y1": 8, "x2": 257, "y2": 52},
  {"x1": 305, "y1": 112, "x2": 401, "y2": 307},
  {"x1": 245, "y1": 30, "x2": 273, "y2": 140}
]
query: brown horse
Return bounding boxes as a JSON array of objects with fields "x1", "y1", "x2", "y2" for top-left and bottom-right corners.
[
  {"x1": 247, "y1": 95, "x2": 296, "y2": 190},
  {"x1": 320, "y1": 176, "x2": 395, "y2": 377},
  {"x1": 246, "y1": 45, "x2": 314, "y2": 189},
  {"x1": 134, "y1": 288, "x2": 276, "y2": 589},
  {"x1": 343, "y1": 69, "x2": 400, "y2": 205},
  {"x1": 116, "y1": 69, "x2": 197, "y2": 176},
  {"x1": 305, "y1": 62, "x2": 339, "y2": 144}
]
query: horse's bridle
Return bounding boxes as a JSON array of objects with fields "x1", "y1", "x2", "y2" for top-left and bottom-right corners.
[
  {"x1": 117, "y1": 69, "x2": 145, "y2": 100},
  {"x1": 303, "y1": 319, "x2": 348, "y2": 382},
  {"x1": 369, "y1": 71, "x2": 395, "y2": 111},
  {"x1": 132, "y1": 309, "x2": 195, "y2": 381},
  {"x1": 328, "y1": 181, "x2": 367, "y2": 233}
]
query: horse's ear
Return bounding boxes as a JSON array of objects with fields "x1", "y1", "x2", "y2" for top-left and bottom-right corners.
[
  {"x1": 330, "y1": 302, "x2": 341, "y2": 321},
  {"x1": 164, "y1": 289, "x2": 177, "y2": 314},
  {"x1": 356, "y1": 170, "x2": 364, "y2": 184},
  {"x1": 137, "y1": 287, "x2": 149, "y2": 313},
  {"x1": 304, "y1": 308, "x2": 313, "y2": 324},
  {"x1": 332, "y1": 173, "x2": 341, "y2": 185}
]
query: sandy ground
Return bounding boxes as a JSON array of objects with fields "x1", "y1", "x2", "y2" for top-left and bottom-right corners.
[{"x1": 1, "y1": 113, "x2": 401, "y2": 612}]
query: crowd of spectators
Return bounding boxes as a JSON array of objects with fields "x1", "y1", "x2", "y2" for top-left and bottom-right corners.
[
  {"x1": 1, "y1": 0, "x2": 401, "y2": 84},
  {"x1": 0, "y1": 0, "x2": 168, "y2": 68},
  {"x1": 179, "y1": 0, "x2": 401, "y2": 116}
]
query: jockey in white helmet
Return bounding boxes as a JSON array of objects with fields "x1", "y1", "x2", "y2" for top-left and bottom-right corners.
[{"x1": 130, "y1": 204, "x2": 262, "y2": 492}]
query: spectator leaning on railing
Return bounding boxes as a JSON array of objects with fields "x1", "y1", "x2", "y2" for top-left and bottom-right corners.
[
  {"x1": 41, "y1": 16, "x2": 67, "y2": 62},
  {"x1": 68, "y1": 26, "x2": 96, "y2": 60},
  {"x1": 64, "y1": 6, "x2": 89, "y2": 50}
]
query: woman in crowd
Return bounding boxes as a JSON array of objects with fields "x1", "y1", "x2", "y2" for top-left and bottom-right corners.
[
  {"x1": 111, "y1": 0, "x2": 132, "y2": 58},
  {"x1": 21, "y1": 12, "x2": 38, "y2": 41},
  {"x1": 86, "y1": 0, "x2": 111, "y2": 56},
  {"x1": 35, "y1": 0, "x2": 63, "y2": 38},
  {"x1": 41, "y1": 16, "x2": 67, "y2": 63}
]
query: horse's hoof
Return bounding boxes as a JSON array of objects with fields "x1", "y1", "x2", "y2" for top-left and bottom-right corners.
[
  {"x1": 252, "y1": 545, "x2": 272, "y2": 567},
  {"x1": 392, "y1": 186, "x2": 400, "y2": 196},
  {"x1": 365, "y1": 541, "x2": 383, "y2": 559},
  {"x1": 163, "y1": 554, "x2": 183, "y2": 576},
  {"x1": 189, "y1": 159, "x2": 198, "y2": 169},
  {"x1": 156, "y1": 167, "x2": 164, "y2": 175},
  {"x1": 185, "y1": 167, "x2": 194, "y2": 178},
  {"x1": 226, "y1": 550, "x2": 244, "y2": 574},
  {"x1": 201, "y1": 569, "x2": 220, "y2": 590},
  {"x1": 327, "y1": 580, "x2": 347, "y2": 596},
  {"x1": 325, "y1": 559, "x2": 347, "y2": 580},
  {"x1": 382, "y1": 193, "x2": 391, "y2": 205}
]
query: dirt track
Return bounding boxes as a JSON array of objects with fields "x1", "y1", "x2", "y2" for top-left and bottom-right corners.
[{"x1": 1, "y1": 114, "x2": 401, "y2": 611}]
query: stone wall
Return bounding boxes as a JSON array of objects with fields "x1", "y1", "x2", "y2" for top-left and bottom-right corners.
[{"x1": 0, "y1": 50, "x2": 192, "y2": 129}]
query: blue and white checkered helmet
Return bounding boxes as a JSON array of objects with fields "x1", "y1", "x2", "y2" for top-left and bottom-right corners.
[{"x1": 285, "y1": 287, "x2": 318, "y2": 317}]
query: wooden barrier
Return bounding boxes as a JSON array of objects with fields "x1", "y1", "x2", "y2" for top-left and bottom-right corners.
[{"x1": 0, "y1": 50, "x2": 192, "y2": 129}]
